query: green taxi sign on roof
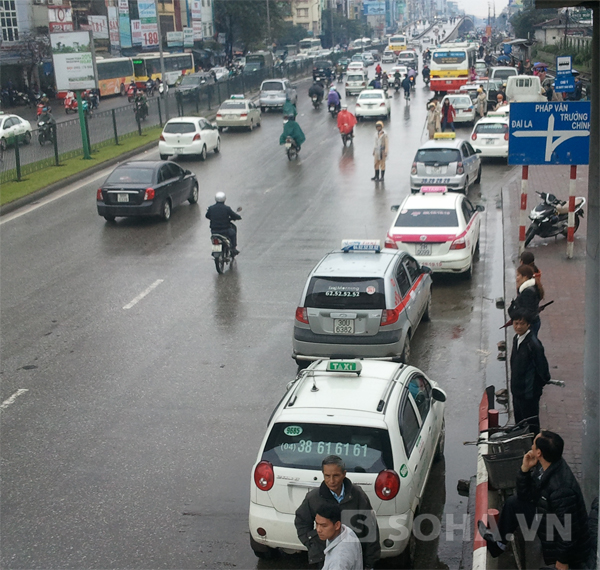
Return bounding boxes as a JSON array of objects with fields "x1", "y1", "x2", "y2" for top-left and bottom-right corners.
[{"x1": 326, "y1": 361, "x2": 362, "y2": 374}]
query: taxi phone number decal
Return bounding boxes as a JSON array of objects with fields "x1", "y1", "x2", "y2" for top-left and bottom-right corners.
[
  {"x1": 325, "y1": 290, "x2": 360, "y2": 297},
  {"x1": 279, "y1": 440, "x2": 369, "y2": 457}
]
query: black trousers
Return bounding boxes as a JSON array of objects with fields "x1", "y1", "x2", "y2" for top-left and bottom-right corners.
[
  {"x1": 512, "y1": 395, "x2": 540, "y2": 434},
  {"x1": 214, "y1": 227, "x2": 237, "y2": 249}
]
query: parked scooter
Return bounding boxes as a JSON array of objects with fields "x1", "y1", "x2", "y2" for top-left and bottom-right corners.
[
  {"x1": 524, "y1": 191, "x2": 586, "y2": 247},
  {"x1": 64, "y1": 92, "x2": 78, "y2": 114},
  {"x1": 158, "y1": 81, "x2": 167, "y2": 97},
  {"x1": 211, "y1": 208, "x2": 242, "y2": 274}
]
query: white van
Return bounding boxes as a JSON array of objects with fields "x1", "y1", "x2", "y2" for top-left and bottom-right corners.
[
  {"x1": 505, "y1": 75, "x2": 546, "y2": 102},
  {"x1": 489, "y1": 66, "x2": 518, "y2": 82}
]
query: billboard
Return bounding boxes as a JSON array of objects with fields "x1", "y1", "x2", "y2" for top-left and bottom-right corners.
[
  {"x1": 138, "y1": 0, "x2": 159, "y2": 48},
  {"x1": 48, "y1": 7, "x2": 74, "y2": 33},
  {"x1": 363, "y1": 1, "x2": 386, "y2": 15},
  {"x1": 131, "y1": 19, "x2": 143, "y2": 45},
  {"x1": 50, "y1": 31, "x2": 96, "y2": 91},
  {"x1": 88, "y1": 15, "x2": 109, "y2": 39},
  {"x1": 118, "y1": 0, "x2": 131, "y2": 48},
  {"x1": 107, "y1": 6, "x2": 120, "y2": 49}
]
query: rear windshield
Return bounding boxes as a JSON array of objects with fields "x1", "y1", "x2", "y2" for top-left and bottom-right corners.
[
  {"x1": 179, "y1": 76, "x2": 201, "y2": 86},
  {"x1": 398, "y1": 53, "x2": 416, "y2": 60},
  {"x1": 164, "y1": 122, "x2": 196, "y2": 134},
  {"x1": 475, "y1": 122, "x2": 508, "y2": 134},
  {"x1": 492, "y1": 69, "x2": 516, "y2": 80},
  {"x1": 359, "y1": 93, "x2": 383, "y2": 100},
  {"x1": 416, "y1": 148, "x2": 461, "y2": 164},
  {"x1": 432, "y1": 51, "x2": 466, "y2": 65},
  {"x1": 446, "y1": 96, "x2": 471, "y2": 107},
  {"x1": 106, "y1": 167, "x2": 153, "y2": 185},
  {"x1": 220, "y1": 101, "x2": 246, "y2": 110},
  {"x1": 262, "y1": 81, "x2": 284, "y2": 91},
  {"x1": 315, "y1": 60, "x2": 332, "y2": 66},
  {"x1": 395, "y1": 209, "x2": 459, "y2": 227},
  {"x1": 262, "y1": 422, "x2": 393, "y2": 472},
  {"x1": 305, "y1": 276, "x2": 386, "y2": 309},
  {"x1": 347, "y1": 75, "x2": 364, "y2": 82}
]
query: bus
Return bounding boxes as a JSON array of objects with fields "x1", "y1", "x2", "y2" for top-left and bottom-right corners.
[
  {"x1": 96, "y1": 57, "x2": 135, "y2": 97},
  {"x1": 430, "y1": 44, "x2": 477, "y2": 92},
  {"x1": 388, "y1": 34, "x2": 407, "y2": 54},
  {"x1": 299, "y1": 38, "x2": 322, "y2": 53},
  {"x1": 133, "y1": 52, "x2": 195, "y2": 87}
]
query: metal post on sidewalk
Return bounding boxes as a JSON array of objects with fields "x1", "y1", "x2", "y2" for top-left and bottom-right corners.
[
  {"x1": 566, "y1": 164, "x2": 577, "y2": 258},
  {"x1": 112, "y1": 109, "x2": 119, "y2": 145},
  {"x1": 77, "y1": 90, "x2": 92, "y2": 159},
  {"x1": 518, "y1": 165, "x2": 529, "y2": 254},
  {"x1": 52, "y1": 125, "x2": 59, "y2": 166},
  {"x1": 13, "y1": 136, "x2": 21, "y2": 181},
  {"x1": 157, "y1": 97, "x2": 163, "y2": 127}
]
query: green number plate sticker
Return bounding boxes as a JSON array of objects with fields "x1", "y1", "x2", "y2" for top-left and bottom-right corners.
[
  {"x1": 284, "y1": 425, "x2": 303, "y2": 437},
  {"x1": 399, "y1": 464, "x2": 409, "y2": 478}
]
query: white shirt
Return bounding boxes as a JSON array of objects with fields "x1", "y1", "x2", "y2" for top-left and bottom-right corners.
[
  {"x1": 517, "y1": 329, "x2": 530, "y2": 348},
  {"x1": 322, "y1": 525, "x2": 363, "y2": 570}
]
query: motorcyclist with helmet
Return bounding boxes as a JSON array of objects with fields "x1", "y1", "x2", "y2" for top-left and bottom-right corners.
[
  {"x1": 422, "y1": 64, "x2": 430, "y2": 83},
  {"x1": 205, "y1": 192, "x2": 242, "y2": 256},
  {"x1": 282, "y1": 95, "x2": 297, "y2": 120},
  {"x1": 337, "y1": 104, "x2": 357, "y2": 140},
  {"x1": 375, "y1": 63, "x2": 382, "y2": 77},
  {"x1": 308, "y1": 79, "x2": 325, "y2": 105},
  {"x1": 327, "y1": 86, "x2": 342, "y2": 112},
  {"x1": 401, "y1": 74, "x2": 412, "y2": 99},
  {"x1": 393, "y1": 69, "x2": 402, "y2": 89},
  {"x1": 279, "y1": 114, "x2": 306, "y2": 151},
  {"x1": 134, "y1": 89, "x2": 148, "y2": 119}
]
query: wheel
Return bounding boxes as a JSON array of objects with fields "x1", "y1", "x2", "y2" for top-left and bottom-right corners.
[
  {"x1": 38, "y1": 134, "x2": 45, "y2": 146},
  {"x1": 23, "y1": 131, "x2": 31, "y2": 145},
  {"x1": 287, "y1": 147, "x2": 297, "y2": 161},
  {"x1": 401, "y1": 335, "x2": 411, "y2": 363},
  {"x1": 188, "y1": 183, "x2": 199, "y2": 204},
  {"x1": 434, "y1": 420, "x2": 446, "y2": 462},
  {"x1": 475, "y1": 165, "x2": 482, "y2": 184},
  {"x1": 214, "y1": 255, "x2": 226, "y2": 274},
  {"x1": 160, "y1": 154, "x2": 168, "y2": 161},
  {"x1": 248, "y1": 120, "x2": 254, "y2": 132},
  {"x1": 261, "y1": 106, "x2": 266, "y2": 112},
  {"x1": 422, "y1": 298, "x2": 431, "y2": 322},
  {"x1": 160, "y1": 199, "x2": 171, "y2": 221},
  {"x1": 574, "y1": 215, "x2": 581, "y2": 233},
  {"x1": 462, "y1": 177, "x2": 469, "y2": 194},
  {"x1": 524, "y1": 225, "x2": 537, "y2": 247},
  {"x1": 250, "y1": 536, "x2": 279, "y2": 559},
  {"x1": 214, "y1": 137, "x2": 220, "y2": 153},
  {"x1": 218, "y1": 126, "x2": 223, "y2": 133},
  {"x1": 103, "y1": 215, "x2": 116, "y2": 222},
  {"x1": 199, "y1": 145, "x2": 207, "y2": 161},
  {"x1": 0, "y1": 137, "x2": 6, "y2": 151}
]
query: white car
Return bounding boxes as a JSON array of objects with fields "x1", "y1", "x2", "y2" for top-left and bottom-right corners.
[
  {"x1": 345, "y1": 71, "x2": 368, "y2": 96},
  {"x1": 381, "y1": 50, "x2": 396, "y2": 63},
  {"x1": 390, "y1": 65, "x2": 408, "y2": 78},
  {"x1": 355, "y1": 89, "x2": 391, "y2": 120},
  {"x1": 249, "y1": 359, "x2": 446, "y2": 561},
  {"x1": 216, "y1": 96, "x2": 261, "y2": 131},
  {"x1": 385, "y1": 186, "x2": 484, "y2": 276},
  {"x1": 362, "y1": 52, "x2": 375, "y2": 66},
  {"x1": 347, "y1": 61, "x2": 366, "y2": 73},
  {"x1": 158, "y1": 116, "x2": 220, "y2": 161},
  {"x1": 0, "y1": 113, "x2": 32, "y2": 150},
  {"x1": 470, "y1": 115, "x2": 509, "y2": 158},
  {"x1": 211, "y1": 66, "x2": 230, "y2": 81},
  {"x1": 441, "y1": 94, "x2": 476, "y2": 124}
]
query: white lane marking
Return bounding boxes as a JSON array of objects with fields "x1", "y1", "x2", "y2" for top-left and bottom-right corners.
[
  {"x1": 1, "y1": 388, "x2": 29, "y2": 410},
  {"x1": 123, "y1": 279, "x2": 164, "y2": 310}
]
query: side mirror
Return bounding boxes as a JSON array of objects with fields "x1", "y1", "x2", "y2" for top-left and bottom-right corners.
[
  {"x1": 432, "y1": 387, "x2": 447, "y2": 402},
  {"x1": 390, "y1": 204, "x2": 400, "y2": 212},
  {"x1": 475, "y1": 148, "x2": 482, "y2": 154},
  {"x1": 236, "y1": 206, "x2": 243, "y2": 212},
  {"x1": 185, "y1": 169, "x2": 192, "y2": 175},
  {"x1": 421, "y1": 265, "x2": 432, "y2": 275},
  {"x1": 476, "y1": 205, "x2": 485, "y2": 212}
]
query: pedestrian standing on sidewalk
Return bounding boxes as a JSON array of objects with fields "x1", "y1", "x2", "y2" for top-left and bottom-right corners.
[
  {"x1": 478, "y1": 431, "x2": 592, "y2": 569},
  {"x1": 509, "y1": 309, "x2": 550, "y2": 434},
  {"x1": 315, "y1": 503, "x2": 363, "y2": 570},
  {"x1": 520, "y1": 251, "x2": 542, "y2": 288},
  {"x1": 372, "y1": 121, "x2": 388, "y2": 182},
  {"x1": 440, "y1": 98, "x2": 455, "y2": 132},
  {"x1": 508, "y1": 264, "x2": 543, "y2": 336}
]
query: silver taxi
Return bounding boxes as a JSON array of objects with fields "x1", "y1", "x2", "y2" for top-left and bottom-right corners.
[
  {"x1": 216, "y1": 95, "x2": 261, "y2": 131},
  {"x1": 410, "y1": 133, "x2": 482, "y2": 194},
  {"x1": 293, "y1": 240, "x2": 432, "y2": 365}
]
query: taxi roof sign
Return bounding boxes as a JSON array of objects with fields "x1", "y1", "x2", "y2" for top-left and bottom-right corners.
[
  {"x1": 326, "y1": 361, "x2": 362, "y2": 374},
  {"x1": 341, "y1": 239, "x2": 381, "y2": 252},
  {"x1": 433, "y1": 132, "x2": 456, "y2": 139},
  {"x1": 230, "y1": 94, "x2": 245, "y2": 99},
  {"x1": 421, "y1": 186, "x2": 447, "y2": 193}
]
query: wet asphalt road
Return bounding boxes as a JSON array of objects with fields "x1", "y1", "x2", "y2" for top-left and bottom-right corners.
[{"x1": 1, "y1": 50, "x2": 513, "y2": 569}]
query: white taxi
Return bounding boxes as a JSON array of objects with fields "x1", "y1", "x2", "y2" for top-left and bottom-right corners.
[
  {"x1": 385, "y1": 186, "x2": 485, "y2": 277},
  {"x1": 347, "y1": 61, "x2": 366, "y2": 73},
  {"x1": 249, "y1": 359, "x2": 446, "y2": 562},
  {"x1": 355, "y1": 89, "x2": 391, "y2": 120},
  {"x1": 441, "y1": 94, "x2": 476, "y2": 124},
  {"x1": 216, "y1": 95, "x2": 261, "y2": 131},
  {"x1": 469, "y1": 113, "x2": 509, "y2": 158},
  {"x1": 0, "y1": 112, "x2": 32, "y2": 150}
]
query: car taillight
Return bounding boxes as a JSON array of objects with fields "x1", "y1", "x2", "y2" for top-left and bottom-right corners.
[
  {"x1": 384, "y1": 237, "x2": 398, "y2": 249},
  {"x1": 381, "y1": 307, "x2": 400, "y2": 326},
  {"x1": 411, "y1": 162, "x2": 417, "y2": 175},
  {"x1": 380, "y1": 102, "x2": 386, "y2": 107},
  {"x1": 96, "y1": 188, "x2": 103, "y2": 201},
  {"x1": 362, "y1": 82, "x2": 366, "y2": 86},
  {"x1": 144, "y1": 188, "x2": 155, "y2": 201},
  {"x1": 295, "y1": 307, "x2": 309, "y2": 324},
  {"x1": 159, "y1": 134, "x2": 165, "y2": 141},
  {"x1": 356, "y1": 103, "x2": 361, "y2": 107},
  {"x1": 457, "y1": 162, "x2": 464, "y2": 174},
  {"x1": 450, "y1": 237, "x2": 466, "y2": 250},
  {"x1": 193, "y1": 133, "x2": 201, "y2": 141},
  {"x1": 240, "y1": 113, "x2": 247, "y2": 117},
  {"x1": 471, "y1": 133, "x2": 477, "y2": 141},
  {"x1": 375, "y1": 469, "x2": 400, "y2": 500},
  {"x1": 504, "y1": 132, "x2": 509, "y2": 141},
  {"x1": 254, "y1": 460, "x2": 274, "y2": 491},
  {"x1": 216, "y1": 113, "x2": 222, "y2": 118}
]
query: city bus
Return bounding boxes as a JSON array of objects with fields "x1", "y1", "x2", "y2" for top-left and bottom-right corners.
[
  {"x1": 299, "y1": 38, "x2": 322, "y2": 53},
  {"x1": 430, "y1": 44, "x2": 477, "y2": 92},
  {"x1": 133, "y1": 52, "x2": 195, "y2": 87},
  {"x1": 388, "y1": 34, "x2": 407, "y2": 54},
  {"x1": 96, "y1": 56, "x2": 135, "y2": 97}
]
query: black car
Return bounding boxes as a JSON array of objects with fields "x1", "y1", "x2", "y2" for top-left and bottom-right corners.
[
  {"x1": 175, "y1": 73, "x2": 214, "y2": 100},
  {"x1": 96, "y1": 161, "x2": 198, "y2": 222},
  {"x1": 312, "y1": 59, "x2": 333, "y2": 80}
]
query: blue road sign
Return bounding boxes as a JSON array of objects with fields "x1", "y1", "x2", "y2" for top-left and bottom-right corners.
[
  {"x1": 508, "y1": 101, "x2": 591, "y2": 165},
  {"x1": 554, "y1": 75, "x2": 575, "y2": 93}
]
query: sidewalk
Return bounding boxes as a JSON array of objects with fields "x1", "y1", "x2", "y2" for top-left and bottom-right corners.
[{"x1": 502, "y1": 163, "x2": 589, "y2": 478}]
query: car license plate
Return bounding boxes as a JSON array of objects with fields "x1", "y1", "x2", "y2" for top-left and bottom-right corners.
[
  {"x1": 117, "y1": 193, "x2": 128, "y2": 203},
  {"x1": 485, "y1": 139, "x2": 495, "y2": 145},
  {"x1": 334, "y1": 318, "x2": 355, "y2": 334},
  {"x1": 212, "y1": 244, "x2": 222, "y2": 252},
  {"x1": 174, "y1": 147, "x2": 184, "y2": 153},
  {"x1": 416, "y1": 243, "x2": 432, "y2": 256}
]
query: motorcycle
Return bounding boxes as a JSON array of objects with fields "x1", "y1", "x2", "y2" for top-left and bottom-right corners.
[
  {"x1": 393, "y1": 79, "x2": 401, "y2": 93},
  {"x1": 134, "y1": 99, "x2": 148, "y2": 122},
  {"x1": 38, "y1": 120, "x2": 54, "y2": 146},
  {"x1": 211, "y1": 209, "x2": 242, "y2": 274},
  {"x1": 340, "y1": 130, "x2": 353, "y2": 147},
  {"x1": 145, "y1": 79, "x2": 156, "y2": 96},
  {"x1": 285, "y1": 136, "x2": 299, "y2": 160},
  {"x1": 423, "y1": 75, "x2": 430, "y2": 87},
  {"x1": 328, "y1": 103, "x2": 339, "y2": 118},
  {"x1": 157, "y1": 81, "x2": 167, "y2": 97},
  {"x1": 13, "y1": 91, "x2": 31, "y2": 107},
  {"x1": 524, "y1": 191, "x2": 586, "y2": 247},
  {"x1": 311, "y1": 94, "x2": 321, "y2": 109},
  {"x1": 127, "y1": 84, "x2": 137, "y2": 102},
  {"x1": 37, "y1": 102, "x2": 51, "y2": 117},
  {"x1": 64, "y1": 92, "x2": 78, "y2": 114},
  {"x1": 409, "y1": 76, "x2": 416, "y2": 90}
]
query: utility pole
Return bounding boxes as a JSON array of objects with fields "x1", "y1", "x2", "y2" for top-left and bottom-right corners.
[
  {"x1": 266, "y1": 0, "x2": 272, "y2": 50},
  {"x1": 153, "y1": 0, "x2": 167, "y2": 118},
  {"x1": 330, "y1": 0, "x2": 334, "y2": 47}
]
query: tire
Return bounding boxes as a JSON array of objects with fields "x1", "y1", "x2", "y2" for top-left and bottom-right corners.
[
  {"x1": 422, "y1": 298, "x2": 431, "y2": 322},
  {"x1": 104, "y1": 215, "x2": 116, "y2": 222},
  {"x1": 260, "y1": 106, "x2": 266, "y2": 113},
  {"x1": 524, "y1": 224, "x2": 537, "y2": 247},
  {"x1": 475, "y1": 165, "x2": 482, "y2": 184},
  {"x1": 462, "y1": 177, "x2": 469, "y2": 194},
  {"x1": 160, "y1": 154, "x2": 168, "y2": 161},
  {"x1": 23, "y1": 131, "x2": 31, "y2": 145},
  {"x1": 574, "y1": 214, "x2": 581, "y2": 233},
  {"x1": 287, "y1": 147, "x2": 297, "y2": 161},
  {"x1": 160, "y1": 199, "x2": 171, "y2": 222},
  {"x1": 0, "y1": 138, "x2": 6, "y2": 151},
  {"x1": 401, "y1": 334, "x2": 411, "y2": 364},
  {"x1": 214, "y1": 255, "x2": 225, "y2": 274},
  {"x1": 199, "y1": 145, "x2": 207, "y2": 161},
  {"x1": 218, "y1": 126, "x2": 223, "y2": 133},
  {"x1": 188, "y1": 183, "x2": 199, "y2": 204},
  {"x1": 434, "y1": 420, "x2": 445, "y2": 461},
  {"x1": 214, "y1": 137, "x2": 220, "y2": 153},
  {"x1": 38, "y1": 134, "x2": 45, "y2": 146},
  {"x1": 250, "y1": 536, "x2": 279, "y2": 559},
  {"x1": 248, "y1": 120, "x2": 254, "y2": 132}
]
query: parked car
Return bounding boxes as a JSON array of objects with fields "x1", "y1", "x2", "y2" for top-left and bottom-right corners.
[
  {"x1": 158, "y1": 116, "x2": 221, "y2": 161},
  {"x1": 259, "y1": 79, "x2": 298, "y2": 111},
  {"x1": 385, "y1": 186, "x2": 484, "y2": 276},
  {"x1": 441, "y1": 94, "x2": 476, "y2": 124},
  {"x1": 96, "y1": 160, "x2": 198, "y2": 222},
  {"x1": 292, "y1": 240, "x2": 432, "y2": 364},
  {"x1": 488, "y1": 66, "x2": 518, "y2": 82},
  {"x1": 355, "y1": 89, "x2": 391, "y2": 120}
]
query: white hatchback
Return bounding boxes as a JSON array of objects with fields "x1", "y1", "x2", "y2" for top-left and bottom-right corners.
[
  {"x1": 470, "y1": 115, "x2": 509, "y2": 158},
  {"x1": 382, "y1": 50, "x2": 396, "y2": 63},
  {"x1": 249, "y1": 359, "x2": 446, "y2": 561},
  {"x1": 385, "y1": 187, "x2": 484, "y2": 276},
  {"x1": 159, "y1": 117, "x2": 221, "y2": 161},
  {"x1": 345, "y1": 72, "x2": 368, "y2": 96},
  {"x1": 355, "y1": 89, "x2": 391, "y2": 120},
  {"x1": 441, "y1": 94, "x2": 476, "y2": 124}
]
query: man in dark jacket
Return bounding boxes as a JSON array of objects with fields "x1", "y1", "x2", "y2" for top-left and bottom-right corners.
[
  {"x1": 294, "y1": 455, "x2": 380, "y2": 568},
  {"x1": 205, "y1": 192, "x2": 241, "y2": 254},
  {"x1": 509, "y1": 310, "x2": 550, "y2": 434},
  {"x1": 479, "y1": 431, "x2": 592, "y2": 569}
]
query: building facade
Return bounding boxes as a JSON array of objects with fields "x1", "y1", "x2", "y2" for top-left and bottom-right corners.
[{"x1": 287, "y1": 0, "x2": 322, "y2": 36}]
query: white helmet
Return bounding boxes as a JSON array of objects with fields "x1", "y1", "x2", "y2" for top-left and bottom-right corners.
[
  {"x1": 215, "y1": 192, "x2": 226, "y2": 202},
  {"x1": 341, "y1": 103, "x2": 348, "y2": 110}
]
